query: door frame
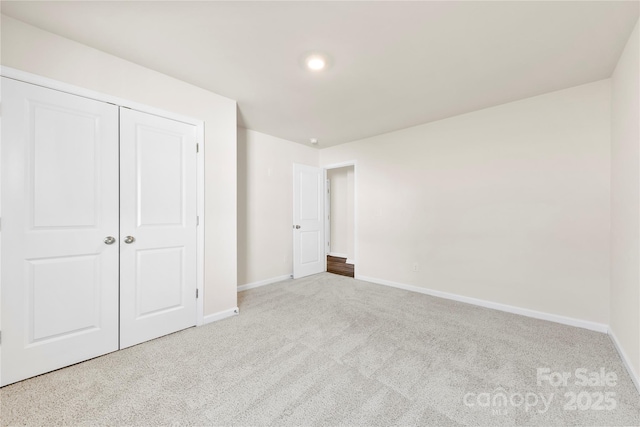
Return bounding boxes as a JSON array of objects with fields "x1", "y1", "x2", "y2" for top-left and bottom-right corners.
[
  {"x1": 0, "y1": 66, "x2": 206, "y2": 330},
  {"x1": 325, "y1": 179, "x2": 331, "y2": 256},
  {"x1": 323, "y1": 161, "x2": 357, "y2": 278}
]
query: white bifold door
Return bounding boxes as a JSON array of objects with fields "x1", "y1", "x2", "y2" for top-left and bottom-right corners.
[
  {"x1": 1, "y1": 78, "x2": 197, "y2": 386},
  {"x1": 119, "y1": 108, "x2": 197, "y2": 349},
  {"x1": 1, "y1": 77, "x2": 120, "y2": 386}
]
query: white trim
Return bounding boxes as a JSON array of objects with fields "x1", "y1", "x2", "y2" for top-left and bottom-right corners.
[
  {"x1": 358, "y1": 275, "x2": 609, "y2": 333},
  {"x1": 345, "y1": 258, "x2": 355, "y2": 265},
  {"x1": 195, "y1": 122, "x2": 205, "y2": 326},
  {"x1": 353, "y1": 164, "x2": 358, "y2": 279},
  {"x1": 203, "y1": 307, "x2": 239, "y2": 325},
  {"x1": 323, "y1": 161, "x2": 358, "y2": 170},
  {"x1": 237, "y1": 274, "x2": 292, "y2": 292},
  {"x1": 1, "y1": 67, "x2": 206, "y2": 328},
  {"x1": 1, "y1": 67, "x2": 203, "y2": 125},
  {"x1": 325, "y1": 179, "x2": 331, "y2": 256},
  {"x1": 608, "y1": 328, "x2": 640, "y2": 394},
  {"x1": 329, "y1": 252, "x2": 348, "y2": 259}
]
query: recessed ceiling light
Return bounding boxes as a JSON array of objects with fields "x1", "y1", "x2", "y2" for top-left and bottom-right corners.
[
  {"x1": 310, "y1": 138, "x2": 318, "y2": 144},
  {"x1": 306, "y1": 54, "x2": 326, "y2": 71}
]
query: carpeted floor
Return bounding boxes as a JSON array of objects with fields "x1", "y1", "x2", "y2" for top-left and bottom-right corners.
[{"x1": 1, "y1": 273, "x2": 639, "y2": 426}]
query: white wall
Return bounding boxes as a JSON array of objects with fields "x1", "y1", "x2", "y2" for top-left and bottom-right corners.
[
  {"x1": 237, "y1": 128, "x2": 318, "y2": 286},
  {"x1": 327, "y1": 166, "x2": 354, "y2": 261},
  {"x1": 610, "y1": 19, "x2": 640, "y2": 382},
  {"x1": 1, "y1": 15, "x2": 238, "y2": 316},
  {"x1": 320, "y1": 80, "x2": 611, "y2": 325}
]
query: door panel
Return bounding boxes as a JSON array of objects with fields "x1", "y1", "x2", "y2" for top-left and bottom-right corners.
[
  {"x1": 300, "y1": 232, "x2": 319, "y2": 264},
  {"x1": 119, "y1": 108, "x2": 197, "y2": 349},
  {"x1": 1, "y1": 77, "x2": 119, "y2": 386},
  {"x1": 137, "y1": 127, "x2": 184, "y2": 226},
  {"x1": 32, "y1": 103, "x2": 99, "y2": 228},
  {"x1": 136, "y1": 247, "x2": 185, "y2": 318},
  {"x1": 293, "y1": 164, "x2": 325, "y2": 278},
  {"x1": 28, "y1": 254, "x2": 100, "y2": 342}
]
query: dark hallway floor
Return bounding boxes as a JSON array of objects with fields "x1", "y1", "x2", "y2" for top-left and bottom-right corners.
[{"x1": 327, "y1": 255, "x2": 354, "y2": 278}]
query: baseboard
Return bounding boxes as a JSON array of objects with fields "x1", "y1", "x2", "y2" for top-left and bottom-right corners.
[
  {"x1": 237, "y1": 274, "x2": 292, "y2": 292},
  {"x1": 357, "y1": 275, "x2": 608, "y2": 333},
  {"x1": 329, "y1": 252, "x2": 348, "y2": 259},
  {"x1": 345, "y1": 258, "x2": 355, "y2": 265},
  {"x1": 202, "y1": 307, "x2": 239, "y2": 325},
  {"x1": 608, "y1": 328, "x2": 640, "y2": 394}
]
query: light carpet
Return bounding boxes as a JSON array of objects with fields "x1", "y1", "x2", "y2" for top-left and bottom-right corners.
[{"x1": 1, "y1": 273, "x2": 639, "y2": 426}]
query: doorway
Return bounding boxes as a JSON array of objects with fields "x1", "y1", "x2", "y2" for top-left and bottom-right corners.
[{"x1": 325, "y1": 163, "x2": 356, "y2": 278}]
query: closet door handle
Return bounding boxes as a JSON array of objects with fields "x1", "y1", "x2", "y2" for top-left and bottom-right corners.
[
  {"x1": 104, "y1": 236, "x2": 116, "y2": 245},
  {"x1": 124, "y1": 236, "x2": 136, "y2": 244}
]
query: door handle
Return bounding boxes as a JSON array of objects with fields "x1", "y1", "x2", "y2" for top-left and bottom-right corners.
[
  {"x1": 104, "y1": 236, "x2": 116, "y2": 245},
  {"x1": 294, "y1": 225, "x2": 301, "y2": 229},
  {"x1": 124, "y1": 236, "x2": 136, "y2": 244}
]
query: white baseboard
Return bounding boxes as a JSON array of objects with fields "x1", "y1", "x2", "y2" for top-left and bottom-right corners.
[
  {"x1": 357, "y1": 275, "x2": 608, "y2": 333},
  {"x1": 345, "y1": 258, "x2": 355, "y2": 265},
  {"x1": 202, "y1": 307, "x2": 239, "y2": 325},
  {"x1": 329, "y1": 252, "x2": 348, "y2": 259},
  {"x1": 608, "y1": 328, "x2": 640, "y2": 394},
  {"x1": 237, "y1": 274, "x2": 292, "y2": 292}
]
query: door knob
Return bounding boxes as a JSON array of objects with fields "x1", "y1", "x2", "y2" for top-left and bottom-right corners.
[
  {"x1": 124, "y1": 236, "x2": 136, "y2": 244},
  {"x1": 104, "y1": 236, "x2": 116, "y2": 245},
  {"x1": 294, "y1": 225, "x2": 301, "y2": 229}
]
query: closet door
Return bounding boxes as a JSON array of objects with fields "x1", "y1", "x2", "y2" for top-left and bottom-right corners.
[
  {"x1": 1, "y1": 78, "x2": 119, "y2": 386},
  {"x1": 119, "y1": 108, "x2": 197, "y2": 349}
]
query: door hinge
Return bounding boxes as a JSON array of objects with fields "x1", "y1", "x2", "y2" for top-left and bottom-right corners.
[
  {"x1": 197, "y1": 215, "x2": 200, "y2": 226},
  {"x1": 196, "y1": 289, "x2": 199, "y2": 299},
  {"x1": 196, "y1": 143, "x2": 199, "y2": 153}
]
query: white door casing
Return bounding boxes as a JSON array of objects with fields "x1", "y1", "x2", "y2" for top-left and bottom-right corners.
[
  {"x1": 293, "y1": 164, "x2": 325, "y2": 279},
  {"x1": 1, "y1": 77, "x2": 119, "y2": 386},
  {"x1": 119, "y1": 108, "x2": 198, "y2": 349},
  {"x1": 325, "y1": 179, "x2": 331, "y2": 255}
]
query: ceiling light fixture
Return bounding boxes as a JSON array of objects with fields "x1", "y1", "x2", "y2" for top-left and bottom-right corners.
[
  {"x1": 304, "y1": 52, "x2": 330, "y2": 71},
  {"x1": 310, "y1": 138, "x2": 318, "y2": 144},
  {"x1": 306, "y1": 55, "x2": 326, "y2": 71}
]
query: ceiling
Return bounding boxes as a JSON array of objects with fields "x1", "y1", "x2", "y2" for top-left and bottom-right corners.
[{"x1": 2, "y1": 1, "x2": 638, "y2": 148}]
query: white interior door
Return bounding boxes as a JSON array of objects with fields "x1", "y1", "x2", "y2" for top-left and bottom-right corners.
[
  {"x1": 1, "y1": 77, "x2": 119, "y2": 386},
  {"x1": 293, "y1": 164, "x2": 325, "y2": 278},
  {"x1": 119, "y1": 108, "x2": 197, "y2": 349}
]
